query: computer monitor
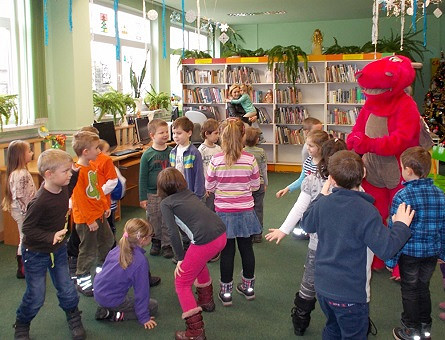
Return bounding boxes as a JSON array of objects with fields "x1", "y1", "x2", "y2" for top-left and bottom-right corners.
[
  {"x1": 135, "y1": 117, "x2": 150, "y2": 145},
  {"x1": 93, "y1": 121, "x2": 118, "y2": 151}
]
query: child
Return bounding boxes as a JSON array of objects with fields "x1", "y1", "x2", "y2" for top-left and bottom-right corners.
[
  {"x1": 14, "y1": 149, "x2": 85, "y2": 340},
  {"x1": 139, "y1": 118, "x2": 174, "y2": 259},
  {"x1": 198, "y1": 118, "x2": 221, "y2": 211},
  {"x1": 157, "y1": 168, "x2": 226, "y2": 339},
  {"x1": 265, "y1": 138, "x2": 347, "y2": 335},
  {"x1": 244, "y1": 127, "x2": 268, "y2": 243},
  {"x1": 1, "y1": 140, "x2": 36, "y2": 279},
  {"x1": 301, "y1": 150, "x2": 414, "y2": 339},
  {"x1": 94, "y1": 218, "x2": 158, "y2": 330},
  {"x1": 226, "y1": 84, "x2": 257, "y2": 123},
  {"x1": 206, "y1": 118, "x2": 262, "y2": 306},
  {"x1": 384, "y1": 146, "x2": 445, "y2": 340},
  {"x1": 300, "y1": 117, "x2": 323, "y2": 162},
  {"x1": 276, "y1": 130, "x2": 328, "y2": 239},
  {"x1": 170, "y1": 116, "x2": 205, "y2": 199},
  {"x1": 71, "y1": 131, "x2": 114, "y2": 296}
]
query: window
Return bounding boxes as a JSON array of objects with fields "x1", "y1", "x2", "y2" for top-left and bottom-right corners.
[
  {"x1": 0, "y1": 0, "x2": 34, "y2": 127},
  {"x1": 170, "y1": 26, "x2": 209, "y2": 100},
  {"x1": 90, "y1": 2, "x2": 151, "y2": 97}
]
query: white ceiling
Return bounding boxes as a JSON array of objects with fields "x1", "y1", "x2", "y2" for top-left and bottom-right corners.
[{"x1": 158, "y1": 0, "x2": 376, "y2": 25}]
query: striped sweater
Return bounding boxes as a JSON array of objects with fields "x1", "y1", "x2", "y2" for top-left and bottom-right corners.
[{"x1": 205, "y1": 151, "x2": 260, "y2": 212}]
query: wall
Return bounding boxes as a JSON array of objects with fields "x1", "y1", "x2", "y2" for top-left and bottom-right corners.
[{"x1": 232, "y1": 15, "x2": 444, "y2": 109}]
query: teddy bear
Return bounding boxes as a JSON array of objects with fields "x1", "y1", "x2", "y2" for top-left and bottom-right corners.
[{"x1": 347, "y1": 55, "x2": 420, "y2": 275}]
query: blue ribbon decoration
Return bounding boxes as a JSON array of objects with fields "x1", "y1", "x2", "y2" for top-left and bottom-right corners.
[
  {"x1": 69, "y1": 0, "x2": 73, "y2": 32},
  {"x1": 412, "y1": 0, "x2": 417, "y2": 32},
  {"x1": 182, "y1": 0, "x2": 185, "y2": 58},
  {"x1": 114, "y1": 0, "x2": 120, "y2": 61},
  {"x1": 44, "y1": 0, "x2": 48, "y2": 45},
  {"x1": 162, "y1": 0, "x2": 166, "y2": 59},
  {"x1": 423, "y1": 3, "x2": 427, "y2": 47}
]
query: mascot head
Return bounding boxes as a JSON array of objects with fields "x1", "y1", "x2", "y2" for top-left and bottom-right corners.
[{"x1": 356, "y1": 55, "x2": 415, "y2": 100}]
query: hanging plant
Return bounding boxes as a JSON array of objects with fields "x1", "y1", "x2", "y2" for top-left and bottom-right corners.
[{"x1": 266, "y1": 45, "x2": 308, "y2": 85}]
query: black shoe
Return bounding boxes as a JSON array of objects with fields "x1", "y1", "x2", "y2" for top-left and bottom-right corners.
[
  {"x1": 162, "y1": 245, "x2": 174, "y2": 259},
  {"x1": 13, "y1": 320, "x2": 30, "y2": 340},
  {"x1": 393, "y1": 326, "x2": 421, "y2": 340},
  {"x1": 76, "y1": 274, "x2": 94, "y2": 297},
  {"x1": 150, "y1": 239, "x2": 161, "y2": 256},
  {"x1": 95, "y1": 307, "x2": 124, "y2": 322},
  {"x1": 252, "y1": 234, "x2": 262, "y2": 243},
  {"x1": 149, "y1": 273, "x2": 161, "y2": 287},
  {"x1": 66, "y1": 308, "x2": 86, "y2": 340}
]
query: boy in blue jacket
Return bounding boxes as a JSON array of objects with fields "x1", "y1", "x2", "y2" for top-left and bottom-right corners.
[{"x1": 301, "y1": 150, "x2": 414, "y2": 339}]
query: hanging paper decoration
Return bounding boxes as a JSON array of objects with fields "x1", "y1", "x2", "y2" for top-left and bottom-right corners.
[
  {"x1": 400, "y1": 0, "x2": 405, "y2": 51},
  {"x1": 219, "y1": 23, "x2": 229, "y2": 32},
  {"x1": 44, "y1": 0, "x2": 48, "y2": 46},
  {"x1": 100, "y1": 13, "x2": 108, "y2": 33},
  {"x1": 218, "y1": 32, "x2": 229, "y2": 45},
  {"x1": 434, "y1": 6, "x2": 443, "y2": 16},
  {"x1": 162, "y1": 0, "x2": 166, "y2": 59},
  {"x1": 197, "y1": 0, "x2": 201, "y2": 50},
  {"x1": 412, "y1": 0, "x2": 418, "y2": 32},
  {"x1": 185, "y1": 10, "x2": 196, "y2": 23},
  {"x1": 147, "y1": 9, "x2": 158, "y2": 20},
  {"x1": 114, "y1": 0, "x2": 120, "y2": 61},
  {"x1": 69, "y1": 0, "x2": 73, "y2": 32},
  {"x1": 372, "y1": 0, "x2": 379, "y2": 53}
]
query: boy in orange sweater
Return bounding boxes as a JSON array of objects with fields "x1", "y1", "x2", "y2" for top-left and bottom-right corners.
[{"x1": 71, "y1": 131, "x2": 114, "y2": 297}]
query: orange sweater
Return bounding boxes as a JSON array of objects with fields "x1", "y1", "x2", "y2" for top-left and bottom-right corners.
[
  {"x1": 91, "y1": 152, "x2": 117, "y2": 208},
  {"x1": 72, "y1": 162, "x2": 109, "y2": 225}
]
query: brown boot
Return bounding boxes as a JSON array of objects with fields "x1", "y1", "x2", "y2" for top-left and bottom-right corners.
[
  {"x1": 195, "y1": 280, "x2": 215, "y2": 312},
  {"x1": 175, "y1": 308, "x2": 206, "y2": 340}
]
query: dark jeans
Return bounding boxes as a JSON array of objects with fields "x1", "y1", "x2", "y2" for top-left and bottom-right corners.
[
  {"x1": 317, "y1": 294, "x2": 369, "y2": 340},
  {"x1": 220, "y1": 237, "x2": 255, "y2": 283},
  {"x1": 252, "y1": 184, "x2": 265, "y2": 231},
  {"x1": 17, "y1": 244, "x2": 79, "y2": 323},
  {"x1": 399, "y1": 254, "x2": 437, "y2": 328}
]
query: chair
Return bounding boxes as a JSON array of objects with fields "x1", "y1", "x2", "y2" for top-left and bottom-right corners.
[{"x1": 185, "y1": 110, "x2": 216, "y2": 147}]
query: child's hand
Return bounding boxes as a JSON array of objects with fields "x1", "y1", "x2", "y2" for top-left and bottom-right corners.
[
  {"x1": 249, "y1": 115, "x2": 257, "y2": 123},
  {"x1": 140, "y1": 200, "x2": 148, "y2": 210},
  {"x1": 143, "y1": 317, "x2": 157, "y2": 329},
  {"x1": 276, "y1": 187, "x2": 289, "y2": 198},
  {"x1": 104, "y1": 209, "x2": 111, "y2": 218},
  {"x1": 438, "y1": 259, "x2": 445, "y2": 264},
  {"x1": 386, "y1": 266, "x2": 394, "y2": 272},
  {"x1": 53, "y1": 229, "x2": 68, "y2": 245},
  {"x1": 392, "y1": 202, "x2": 415, "y2": 227},
  {"x1": 265, "y1": 229, "x2": 286, "y2": 244},
  {"x1": 71, "y1": 163, "x2": 80, "y2": 172},
  {"x1": 88, "y1": 221, "x2": 99, "y2": 231},
  {"x1": 321, "y1": 177, "x2": 333, "y2": 196},
  {"x1": 174, "y1": 260, "x2": 184, "y2": 278}
]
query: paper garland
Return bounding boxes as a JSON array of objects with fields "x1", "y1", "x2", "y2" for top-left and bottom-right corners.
[
  {"x1": 162, "y1": 0, "x2": 166, "y2": 59},
  {"x1": 44, "y1": 0, "x2": 48, "y2": 46},
  {"x1": 114, "y1": 0, "x2": 120, "y2": 61}
]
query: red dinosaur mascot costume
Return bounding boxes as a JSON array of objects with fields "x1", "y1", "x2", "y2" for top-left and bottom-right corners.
[{"x1": 347, "y1": 55, "x2": 420, "y2": 276}]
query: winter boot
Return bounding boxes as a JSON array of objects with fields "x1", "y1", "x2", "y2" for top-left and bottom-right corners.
[
  {"x1": 16, "y1": 255, "x2": 25, "y2": 279},
  {"x1": 420, "y1": 322, "x2": 431, "y2": 340},
  {"x1": 236, "y1": 275, "x2": 255, "y2": 300},
  {"x1": 68, "y1": 256, "x2": 77, "y2": 280},
  {"x1": 76, "y1": 273, "x2": 93, "y2": 297},
  {"x1": 162, "y1": 245, "x2": 174, "y2": 259},
  {"x1": 195, "y1": 280, "x2": 215, "y2": 312},
  {"x1": 13, "y1": 319, "x2": 30, "y2": 340},
  {"x1": 150, "y1": 239, "x2": 161, "y2": 256},
  {"x1": 291, "y1": 293, "x2": 317, "y2": 336},
  {"x1": 149, "y1": 271, "x2": 161, "y2": 287},
  {"x1": 218, "y1": 281, "x2": 233, "y2": 306},
  {"x1": 393, "y1": 320, "x2": 421, "y2": 340},
  {"x1": 95, "y1": 307, "x2": 125, "y2": 321},
  {"x1": 175, "y1": 308, "x2": 206, "y2": 340},
  {"x1": 66, "y1": 308, "x2": 86, "y2": 340}
]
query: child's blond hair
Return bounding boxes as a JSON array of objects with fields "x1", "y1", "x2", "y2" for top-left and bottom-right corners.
[
  {"x1": 220, "y1": 118, "x2": 245, "y2": 167},
  {"x1": 72, "y1": 131, "x2": 99, "y2": 157},
  {"x1": 2, "y1": 140, "x2": 31, "y2": 212},
  {"x1": 244, "y1": 127, "x2": 261, "y2": 147},
  {"x1": 228, "y1": 84, "x2": 240, "y2": 97},
  {"x1": 302, "y1": 117, "x2": 322, "y2": 132},
  {"x1": 80, "y1": 126, "x2": 100, "y2": 135},
  {"x1": 98, "y1": 139, "x2": 110, "y2": 152},
  {"x1": 119, "y1": 218, "x2": 153, "y2": 269},
  {"x1": 148, "y1": 118, "x2": 168, "y2": 136},
  {"x1": 200, "y1": 118, "x2": 219, "y2": 140},
  {"x1": 306, "y1": 130, "x2": 329, "y2": 149},
  {"x1": 37, "y1": 148, "x2": 73, "y2": 177}
]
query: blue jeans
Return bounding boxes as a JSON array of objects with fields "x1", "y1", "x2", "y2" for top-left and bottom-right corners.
[
  {"x1": 399, "y1": 254, "x2": 437, "y2": 328},
  {"x1": 16, "y1": 244, "x2": 79, "y2": 323},
  {"x1": 317, "y1": 294, "x2": 369, "y2": 340}
]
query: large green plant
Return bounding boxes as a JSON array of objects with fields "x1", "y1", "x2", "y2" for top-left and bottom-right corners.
[
  {"x1": 130, "y1": 59, "x2": 147, "y2": 98},
  {"x1": 93, "y1": 89, "x2": 136, "y2": 123},
  {"x1": 266, "y1": 45, "x2": 308, "y2": 84},
  {"x1": 144, "y1": 85, "x2": 170, "y2": 111},
  {"x1": 172, "y1": 49, "x2": 212, "y2": 67},
  {"x1": 0, "y1": 94, "x2": 19, "y2": 131}
]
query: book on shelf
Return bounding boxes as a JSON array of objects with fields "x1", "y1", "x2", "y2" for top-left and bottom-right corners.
[
  {"x1": 275, "y1": 106, "x2": 309, "y2": 124},
  {"x1": 326, "y1": 64, "x2": 360, "y2": 83},
  {"x1": 328, "y1": 130, "x2": 350, "y2": 141},
  {"x1": 274, "y1": 66, "x2": 320, "y2": 84},
  {"x1": 226, "y1": 66, "x2": 261, "y2": 84},
  {"x1": 183, "y1": 87, "x2": 226, "y2": 104},
  {"x1": 328, "y1": 107, "x2": 360, "y2": 125},
  {"x1": 257, "y1": 107, "x2": 272, "y2": 124},
  {"x1": 275, "y1": 125, "x2": 305, "y2": 145},
  {"x1": 183, "y1": 105, "x2": 220, "y2": 116},
  {"x1": 181, "y1": 68, "x2": 225, "y2": 84},
  {"x1": 327, "y1": 87, "x2": 365, "y2": 104},
  {"x1": 275, "y1": 87, "x2": 303, "y2": 104}
]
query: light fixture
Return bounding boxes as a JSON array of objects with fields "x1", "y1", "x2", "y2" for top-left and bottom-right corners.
[{"x1": 227, "y1": 11, "x2": 286, "y2": 17}]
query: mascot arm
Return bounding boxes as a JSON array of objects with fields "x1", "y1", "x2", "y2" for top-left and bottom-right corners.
[{"x1": 346, "y1": 108, "x2": 369, "y2": 150}]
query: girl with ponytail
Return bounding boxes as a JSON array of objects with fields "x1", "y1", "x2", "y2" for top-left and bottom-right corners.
[{"x1": 93, "y1": 218, "x2": 158, "y2": 330}]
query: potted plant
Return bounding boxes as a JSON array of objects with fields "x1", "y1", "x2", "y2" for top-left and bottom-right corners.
[
  {"x1": 93, "y1": 88, "x2": 136, "y2": 124},
  {"x1": 266, "y1": 45, "x2": 308, "y2": 85},
  {"x1": 144, "y1": 85, "x2": 171, "y2": 120},
  {"x1": 130, "y1": 59, "x2": 147, "y2": 114},
  {"x1": 0, "y1": 94, "x2": 19, "y2": 131}
]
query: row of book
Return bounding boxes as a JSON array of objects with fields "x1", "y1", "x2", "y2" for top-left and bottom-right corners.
[
  {"x1": 181, "y1": 69, "x2": 225, "y2": 84},
  {"x1": 183, "y1": 106, "x2": 220, "y2": 117},
  {"x1": 275, "y1": 66, "x2": 320, "y2": 84},
  {"x1": 328, "y1": 130, "x2": 350, "y2": 141},
  {"x1": 327, "y1": 88, "x2": 365, "y2": 104},
  {"x1": 252, "y1": 90, "x2": 268, "y2": 103},
  {"x1": 183, "y1": 87, "x2": 226, "y2": 104},
  {"x1": 275, "y1": 107, "x2": 309, "y2": 124},
  {"x1": 275, "y1": 125, "x2": 306, "y2": 145},
  {"x1": 327, "y1": 107, "x2": 360, "y2": 125},
  {"x1": 257, "y1": 107, "x2": 272, "y2": 124},
  {"x1": 325, "y1": 64, "x2": 360, "y2": 83},
  {"x1": 226, "y1": 66, "x2": 262, "y2": 84},
  {"x1": 275, "y1": 87, "x2": 303, "y2": 104}
]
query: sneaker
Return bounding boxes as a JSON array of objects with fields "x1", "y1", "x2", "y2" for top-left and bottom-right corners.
[
  {"x1": 95, "y1": 307, "x2": 124, "y2": 322},
  {"x1": 162, "y1": 246, "x2": 174, "y2": 259},
  {"x1": 150, "y1": 239, "x2": 161, "y2": 256},
  {"x1": 76, "y1": 274, "x2": 94, "y2": 297},
  {"x1": 421, "y1": 323, "x2": 431, "y2": 340},
  {"x1": 292, "y1": 227, "x2": 309, "y2": 240},
  {"x1": 208, "y1": 252, "x2": 221, "y2": 263},
  {"x1": 252, "y1": 234, "x2": 262, "y2": 243},
  {"x1": 392, "y1": 326, "x2": 421, "y2": 340}
]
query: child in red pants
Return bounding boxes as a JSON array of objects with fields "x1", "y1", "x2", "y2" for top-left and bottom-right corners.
[{"x1": 157, "y1": 168, "x2": 227, "y2": 340}]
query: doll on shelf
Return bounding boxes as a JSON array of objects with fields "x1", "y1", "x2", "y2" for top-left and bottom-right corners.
[{"x1": 311, "y1": 29, "x2": 323, "y2": 55}]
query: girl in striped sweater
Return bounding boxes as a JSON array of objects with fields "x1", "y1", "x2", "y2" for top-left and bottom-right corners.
[{"x1": 205, "y1": 118, "x2": 261, "y2": 306}]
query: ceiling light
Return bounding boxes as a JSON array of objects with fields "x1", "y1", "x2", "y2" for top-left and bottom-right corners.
[{"x1": 227, "y1": 11, "x2": 286, "y2": 17}]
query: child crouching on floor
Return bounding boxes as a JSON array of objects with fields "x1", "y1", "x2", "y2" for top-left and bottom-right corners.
[{"x1": 94, "y1": 218, "x2": 158, "y2": 329}]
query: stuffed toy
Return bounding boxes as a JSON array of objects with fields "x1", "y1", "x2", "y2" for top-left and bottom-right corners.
[{"x1": 347, "y1": 55, "x2": 420, "y2": 274}]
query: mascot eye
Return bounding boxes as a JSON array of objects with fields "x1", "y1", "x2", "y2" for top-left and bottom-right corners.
[
  {"x1": 385, "y1": 72, "x2": 393, "y2": 77},
  {"x1": 389, "y1": 56, "x2": 403, "y2": 63}
]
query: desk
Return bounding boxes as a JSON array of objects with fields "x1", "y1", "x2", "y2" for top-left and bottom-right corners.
[{"x1": 0, "y1": 144, "x2": 149, "y2": 246}]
